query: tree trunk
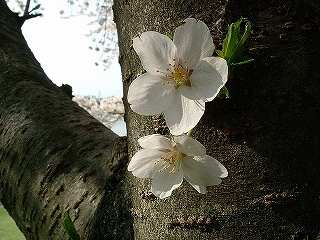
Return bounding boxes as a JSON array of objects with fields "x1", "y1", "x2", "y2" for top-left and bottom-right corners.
[
  {"x1": 0, "y1": 1, "x2": 132, "y2": 239},
  {"x1": 114, "y1": 0, "x2": 320, "y2": 239},
  {"x1": 1, "y1": 0, "x2": 320, "y2": 239}
]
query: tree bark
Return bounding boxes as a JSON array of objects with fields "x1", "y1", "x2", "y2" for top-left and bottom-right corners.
[
  {"x1": 114, "y1": 0, "x2": 320, "y2": 239},
  {"x1": 1, "y1": 0, "x2": 320, "y2": 239},
  {"x1": 0, "y1": 1, "x2": 132, "y2": 239}
]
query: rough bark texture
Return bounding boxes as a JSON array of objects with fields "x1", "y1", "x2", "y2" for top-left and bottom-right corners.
[
  {"x1": 0, "y1": 1, "x2": 131, "y2": 239},
  {"x1": 114, "y1": 0, "x2": 320, "y2": 239},
  {"x1": 1, "y1": 0, "x2": 320, "y2": 239}
]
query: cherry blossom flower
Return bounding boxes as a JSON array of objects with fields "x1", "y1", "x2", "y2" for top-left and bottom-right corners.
[
  {"x1": 127, "y1": 18, "x2": 228, "y2": 135},
  {"x1": 128, "y1": 134, "x2": 228, "y2": 199}
]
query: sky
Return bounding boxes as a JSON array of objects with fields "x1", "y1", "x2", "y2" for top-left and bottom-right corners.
[
  {"x1": 7, "y1": 0, "x2": 127, "y2": 135},
  {"x1": 17, "y1": 0, "x2": 123, "y2": 97}
]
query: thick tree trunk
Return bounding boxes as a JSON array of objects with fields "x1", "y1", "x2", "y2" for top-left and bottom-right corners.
[
  {"x1": 2, "y1": 0, "x2": 320, "y2": 239},
  {"x1": 114, "y1": 0, "x2": 320, "y2": 239},
  {"x1": 0, "y1": 1, "x2": 132, "y2": 239}
]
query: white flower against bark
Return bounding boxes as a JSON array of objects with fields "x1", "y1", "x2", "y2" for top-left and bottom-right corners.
[
  {"x1": 127, "y1": 18, "x2": 228, "y2": 135},
  {"x1": 128, "y1": 134, "x2": 228, "y2": 199}
]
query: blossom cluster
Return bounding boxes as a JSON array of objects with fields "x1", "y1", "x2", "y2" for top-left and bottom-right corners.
[
  {"x1": 73, "y1": 95, "x2": 124, "y2": 128},
  {"x1": 127, "y1": 18, "x2": 228, "y2": 199}
]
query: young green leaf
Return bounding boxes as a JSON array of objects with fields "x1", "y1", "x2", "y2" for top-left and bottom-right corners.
[
  {"x1": 217, "y1": 17, "x2": 254, "y2": 75},
  {"x1": 217, "y1": 86, "x2": 230, "y2": 99},
  {"x1": 228, "y1": 21, "x2": 252, "y2": 66},
  {"x1": 215, "y1": 49, "x2": 224, "y2": 58},
  {"x1": 61, "y1": 212, "x2": 80, "y2": 240},
  {"x1": 221, "y1": 17, "x2": 243, "y2": 62},
  {"x1": 165, "y1": 32, "x2": 173, "y2": 40},
  {"x1": 230, "y1": 55, "x2": 254, "y2": 66}
]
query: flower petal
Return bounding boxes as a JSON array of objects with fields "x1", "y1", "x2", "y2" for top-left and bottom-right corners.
[
  {"x1": 138, "y1": 134, "x2": 173, "y2": 150},
  {"x1": 128, "y1": 149, "x2": 164, "y2": 178},
  {"x1": 173, "y1": 134, "x2": 206, "y2": 156},
  {"x1": 133, "y1": 31, "x2": 177, "y2": 75},
  {"x1": 182, "y1": 155, "x2": 228, "y2": 193},
  {"x1": 173, "y1": 18, "x2": 213, "y2": 69},
  {"x1": 189, "y1": 57, "x2": 228, "y2": 101},
  {"x1": 164, "y1": 94, "x2": 205, "y2": 135},
  {"x1": 178, "y1": 84, "x2": 201, "y2": 100},
  {"x1": 203, "y1": 57, "x2": 228, "y2": 83},
  {"x1": 127, "y1": 73, "x2": 174, "y2": 115},
  {"x1": 151, "y1": 170, "x2": 184, "y2": 199}
]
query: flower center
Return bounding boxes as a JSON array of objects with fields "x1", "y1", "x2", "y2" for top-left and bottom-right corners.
[
  {"x1": 171, "y1": 63, "x2": 191, "y2": 88},
  {"x1": 155, "y1": 148, "x2": 183, "y2": 174},
  {"x1": 161, "y1": 59, "x2": 193, "y2": 89}
]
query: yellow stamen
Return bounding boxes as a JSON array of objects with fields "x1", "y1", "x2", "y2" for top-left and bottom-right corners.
[
  {"x1": 162, "y1": 59, "x2": 192, "y2": 89},
  {"x1": 155, "y1": 149, "x2": 182, "y2": 174}
]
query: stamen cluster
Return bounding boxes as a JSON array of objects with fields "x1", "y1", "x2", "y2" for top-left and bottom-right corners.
[
  {"x1": 128, "y1": 134, "x2": 228, "y2": 199},
  {"x1": 127, "y1": 18, "x2": 228, "y2": 135},
  {"x1": 127, "y1": 18, "x2": 229, "y2": 199}
]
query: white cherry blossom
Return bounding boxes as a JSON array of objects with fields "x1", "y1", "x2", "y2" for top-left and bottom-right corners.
[
  {"x1": 128, "y1": 134, "x2": 228, "y2": 199},
  {"x1": 127, "y1": 18, "x2": 228, "y2": 135}
]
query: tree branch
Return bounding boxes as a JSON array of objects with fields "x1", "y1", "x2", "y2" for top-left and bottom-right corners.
[
  {"x1": 23, "y1": 0, "x2": 31, "y2": 16},
  {"x1": 14, "y1": 0, "x2": 42, "y2": 27},
  {"x1": 0, "y1": 3, "x2": 132, "y2": 238}
]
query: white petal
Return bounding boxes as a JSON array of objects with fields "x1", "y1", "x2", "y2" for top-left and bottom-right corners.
[
  {"x1": 128, "y1": 149, "x2": 164, "y2": 178},
  {"x1": 127, "y1": 73, "x2": 174, "y2": 115},
  {"x1": 189, "y1": 57, "x2": 228, "y2": 101},
  {"x1": 151, "y1": 170, "x2": 184, "y2": 199},
  {"x1": 173, "y1": 134, "x2": 206, "y2": 156},
  {"x1": 164, "y1": 95, "x2": 205, "y2": 135},
  {"x1": 203, "y1": 57, "x2": 228, "y2": 85},
  {"x1": 178, "y1": 84, "x2": 201, "y2": 100},
  {"x1": 173, "y1": 18, "x2": 213, "y2": 69},
  {"x1": 133, "y1": 31, "x2": 177, "y2": 75},
  {"x1": 182, "y1": 156, "x2": 228, "y2": 193},
  {"x1": 190, "y1": 184, "x2": 207, "y2": 194},
  {"x1": 138, "y1": 134, "x2": 173, "y2": 150},
  {"x1": 193, "y1": 155, "x2": 228, "y2": 179}
]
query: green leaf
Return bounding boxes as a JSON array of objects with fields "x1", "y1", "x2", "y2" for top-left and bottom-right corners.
[
  {"x1": 230, "y1": 55, "x2": 254, "y2": 66},
  {"x1": 213, "y1": 17, "x2": 253, "y2": 100},
  {"x1": 228, "y1": 21, "x2": 252, "y2": 65},
  {"x1": 165, "y1": 32, "x2": 173, "y2": 40},
  {"x1": 215, "y1": 49, "x2": 224, "y2": 58},
  {"x1": 217, "y1": 86, "x2": 230, "y2": 99},
  {"x1": 61, "y1": 212, "x2": 80, "y2": 240},
  {"x1": 216, "y1": 17, "x2": 254, "y2": 81},
  {"x1": 221, "y1": 17, "x2": 243, "y2": 62}
]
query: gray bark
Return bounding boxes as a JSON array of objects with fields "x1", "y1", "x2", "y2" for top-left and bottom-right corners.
[
  {"x1": 0, "y1": 1, "x2": 131, "y2": 239},
  {"x1": 114, "y1": 0, "x2": 320, "y2": 239},
  {"x1": 1, "y1": 0, "x2": 320, "y2": 239}
]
